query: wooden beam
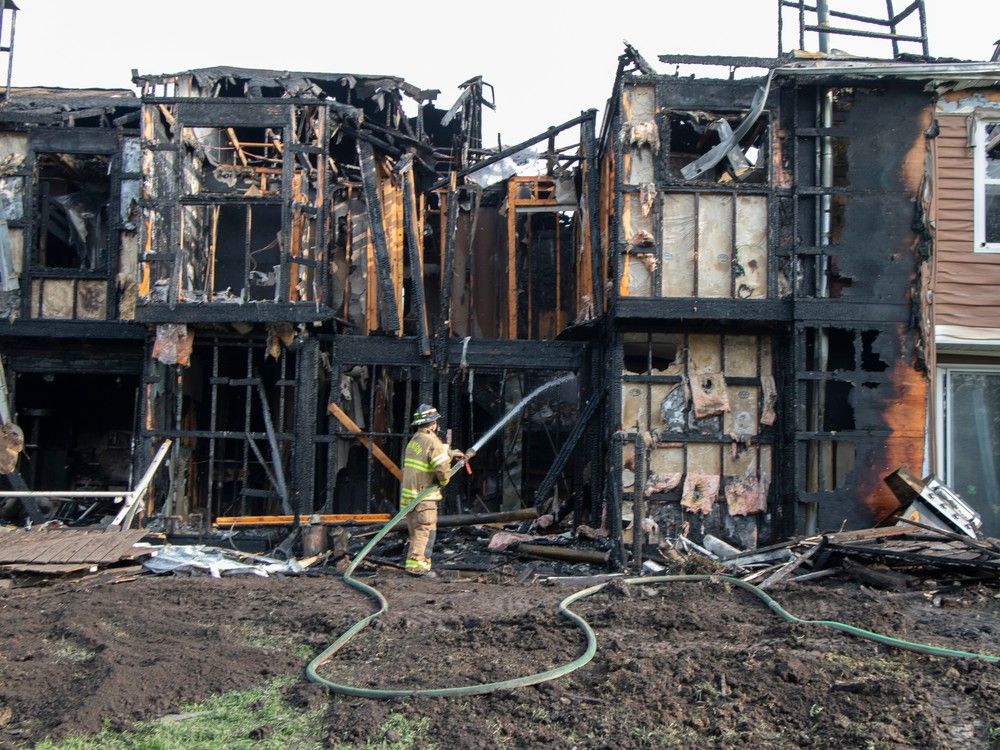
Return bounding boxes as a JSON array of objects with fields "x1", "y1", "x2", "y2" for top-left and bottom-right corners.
[
  {"x1": 357, "y1": 140, "x2": 401, "y2": 333},
  {"x1": 327, "y1": 402, "x2": 402, "y2": 481},
  {"x1": 506, "y1": 179, "x2": 517, "y2": 339},
  {"x1": 226, "y1": 127, "x2": 249, "y2": 167},
  {"x1": 402, "y1": 165, "x2": 431, "y2": 355}
]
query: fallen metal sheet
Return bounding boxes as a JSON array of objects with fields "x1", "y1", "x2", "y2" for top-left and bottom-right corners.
[
  {"x1": 680, "y1": 71, "x2": 773, "y2": 180},
  {"x1": 0, "y1": 528, "x2": 148, "y2": 564},
  {"x1": 885, "y1": 467, "x2": 983, "y2": 539},
  {"x1": 143, "y1": 545, "x2": 305, "y2": 578}
]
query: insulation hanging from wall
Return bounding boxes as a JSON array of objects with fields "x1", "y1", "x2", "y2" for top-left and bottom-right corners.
[
  {"x1": 725, "y1": 472, "x2": 770, "y2": 516},
  {"x1": 681, "y1": 473, "x2": 719, "y2": 515},
  {"x1": 152, "y1": 324, "x2": 194, "y2": 367}
]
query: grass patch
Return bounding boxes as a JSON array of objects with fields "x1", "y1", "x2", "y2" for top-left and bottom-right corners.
[
  {"x1": 33, "y1": 677, "x2": 326, "y2": 750},
  {"x1": 53, "y1": 639, "x2": 95, "y2": 664},
  {"x1": 821, "y1": 650, "x2": 911, "y2": 680},
  {"x1": 987, "y1": 721, "x2": 1000, "y2": 749},
  {"x1": 223, "y1": 622, "x2": 305, "y2": 653}
]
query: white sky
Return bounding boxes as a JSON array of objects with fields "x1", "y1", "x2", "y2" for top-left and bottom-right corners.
[{"x1": 8, "y1": 0, "x2": 998, "y2": 143}]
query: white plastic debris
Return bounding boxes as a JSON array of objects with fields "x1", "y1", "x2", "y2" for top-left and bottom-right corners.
[{"x1": 142, "y1": 545, "x2": 305, "y2": 578}]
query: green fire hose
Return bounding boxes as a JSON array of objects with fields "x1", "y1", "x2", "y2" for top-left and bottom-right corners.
[{"x1": 306, "y1": 464, "x2": 998, "y2": 697}]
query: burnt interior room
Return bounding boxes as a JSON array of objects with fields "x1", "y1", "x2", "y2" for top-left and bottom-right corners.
[
  {"x1": 156, "y1": 339, "x2": 297, "y2": 520},
  {"x1": 14, "y1": 371, "x2": 137, "y2": 491},
  {"x1": 34, "y1": 152, "x2": 111, "y2": 270},
  {"x1": 328, "y1": 364, "x2": 580, "y2": 518},
  {"x1": 195, "y1": 203, "x2": 282, "y2": 301}
]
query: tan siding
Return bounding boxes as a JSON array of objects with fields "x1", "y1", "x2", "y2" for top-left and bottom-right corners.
[{"x1": 932, "y1": 114, "x2": 1000, "y2": 329}]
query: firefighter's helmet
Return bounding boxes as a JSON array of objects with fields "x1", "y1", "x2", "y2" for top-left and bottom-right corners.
[{"x1": 411, "y1": 404, "x2": 441, "y2": 428}]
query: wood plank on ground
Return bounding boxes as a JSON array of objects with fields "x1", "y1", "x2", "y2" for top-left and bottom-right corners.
[{"x1": 0, "y1": 529, "x2": 148, "y2": 564}]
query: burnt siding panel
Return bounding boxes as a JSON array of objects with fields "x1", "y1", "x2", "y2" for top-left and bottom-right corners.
[
  {"x1": 933, "y1": 114, "x2": 1000, "y2": 328},
  {"x1": 799, "y1": 86, "x2": 930, "y2": 529},
  {"x1": 835, "y1": 88, "x2": 929, "y2": 302}
]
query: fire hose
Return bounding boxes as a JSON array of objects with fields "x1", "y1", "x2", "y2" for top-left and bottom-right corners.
[
  {"x1": 306, "y1": 493, "x2": 999, "y2": 698},
  {"x1": 306, "y1": 378, "x2": 999, "y2": 697}
]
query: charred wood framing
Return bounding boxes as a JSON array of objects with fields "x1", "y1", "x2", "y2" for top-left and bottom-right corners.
[
  {"x1": 357, "y1": 141, "x2": 400, "y2": 334},
  {"x1": 292, "y1": 336, "x2": 320, "y2": 519},
  {"x1": 400, "y1": 160, "x2": 430, "y2": 356},
  {"x1": 533, "y1": 387, "x2": 605, "y2": 508},
  {"x1": 439, "y1": 173, "x2": 459, "y2": 342},
  {"x1": 582, "y1": 113, "x2": 603, "y2": 314}
]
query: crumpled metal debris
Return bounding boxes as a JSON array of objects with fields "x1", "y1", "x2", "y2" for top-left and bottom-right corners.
[{"x1": 142, "y1": 545, "x2": 305, "y2": 578}]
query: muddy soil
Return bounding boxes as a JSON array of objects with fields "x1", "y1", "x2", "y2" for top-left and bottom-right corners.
[{"x1": 0, "y1": 570, "x2": 997, "y2": 749}]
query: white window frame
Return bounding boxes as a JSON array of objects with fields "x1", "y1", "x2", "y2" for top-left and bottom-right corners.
[
  {"x1": 935, "y1": 363, "x2": 1000, "y2": 487},
  {"x1": 973, "y1": 118, "x2": 1000, "y2": 253}
]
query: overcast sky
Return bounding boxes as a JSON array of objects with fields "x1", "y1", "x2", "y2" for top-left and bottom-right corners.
[{"x1": 8, "y1": 0, "x2": 997, "y2": 143}]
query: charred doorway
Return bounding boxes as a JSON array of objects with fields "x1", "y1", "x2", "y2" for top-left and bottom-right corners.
[{"x1": 13, "y1": 371, "x2": 138, "y2": 491}]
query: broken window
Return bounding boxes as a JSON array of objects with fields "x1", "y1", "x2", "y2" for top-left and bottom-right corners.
[
  {"x1": 665, "y1": 111, "x2": 768, "y2": 185},
  {"x1": 504, "y1": 177, "x2": 578, "y2": 339},
  {"x1": 938, "y1": 366, "x2": 1000, "y2": 537},
  {"x1": 33, "y1": 152, "x2": 111, "y2": 270},
  {"x1": 179, "y1": 203, "x2": 282, "y2": 302},
  {"x1": 975, "y1": 119, "x2": 1000, "y2": 252}
]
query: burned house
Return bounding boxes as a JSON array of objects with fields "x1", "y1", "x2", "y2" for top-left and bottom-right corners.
[
  {"x1": 0, "y1": 1, "x2": 996, "y2": 561},
  {"x1": 602, "y1": 3, "x2": 1000, "y2": 566},
  {"x1": 0, "y1": 63, "x2": 603, "y2": 531}
]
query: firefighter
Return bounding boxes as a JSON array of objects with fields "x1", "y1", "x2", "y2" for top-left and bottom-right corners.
[{"x1": 400, "y1": 404, "x2": 463, "y2": 575}]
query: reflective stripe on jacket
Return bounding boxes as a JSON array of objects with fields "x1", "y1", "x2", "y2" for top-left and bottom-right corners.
[{"x1": 399, "y1": 428, "x2": 450, "y2": 506}]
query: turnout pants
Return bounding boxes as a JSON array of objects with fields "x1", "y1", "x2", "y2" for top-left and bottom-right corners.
[{"x1": 405, "y1": 500, "x2": 438, "y2": 573}]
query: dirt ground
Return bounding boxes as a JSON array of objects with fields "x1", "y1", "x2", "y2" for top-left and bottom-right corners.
[{"x1": 0, "y1": 568, "x2": 997, "y2": 749}]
